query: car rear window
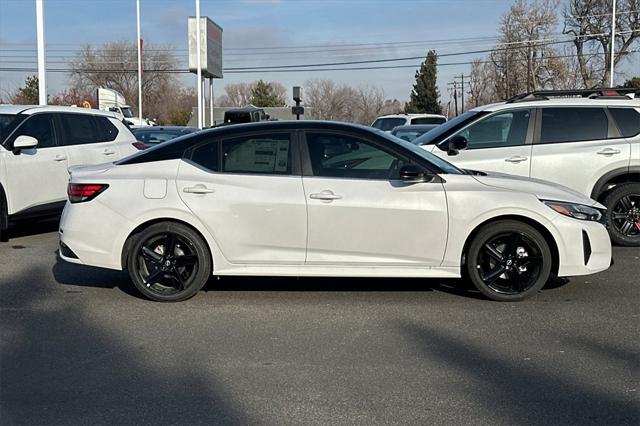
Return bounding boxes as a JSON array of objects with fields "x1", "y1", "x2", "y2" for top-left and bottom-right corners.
[
  {"x1": 609, "y1": 108, "x2": 640, "y2": 137},
  {"x1": 372, "y1": 118, "x2": 406, "y2": 131}
]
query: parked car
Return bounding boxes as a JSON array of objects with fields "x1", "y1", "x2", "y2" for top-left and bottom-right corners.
[
  {"x1": 412, "y1": 88, "x2": 640, "y2": 246},
  {"x1": 132, "y1": 126, "x2": 199, "y2": 148},
  {"x1": 59, "y1": 120, "x2": 611, "y2": 303},
  {"x1": 0, "y1": 105, "x2": 139, "y2": 241},
  {"x1": 391, "y1": 124, "x2": 440, "y2": 143},
  {"x1": 372, "y1": 114, "x2": 447, "y2": 132}
]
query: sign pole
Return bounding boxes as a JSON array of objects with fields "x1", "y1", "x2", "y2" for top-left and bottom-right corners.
[
  {"x1": 610, "y1": 0, "x2": 616, "y2": 87},
  {"x1": 209, "y1": 78, "x2": 214, "y2": 126},
  {"x1": 136, "y1": 0, "x2": 143, "y2": 120},
  {"x1": 195, "y1": 0, "x2": 203, "y2": 129},
  {"x1": 35, "y1": 0, "x2": 47, "y2": 105}
]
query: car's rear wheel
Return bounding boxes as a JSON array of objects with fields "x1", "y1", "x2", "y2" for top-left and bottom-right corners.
[
  {"x1": 603, "y1": 183, "x2": 640, "y2": 247},
  {"x1": 127, "y1": 222, "x2": 212, "y2": 302},
  {"x1": 0, "y1": 198, "x2": 7, "y2": 243},
  {"x1": 466, "y1": 220, "x2": 552, "y2": 301}
]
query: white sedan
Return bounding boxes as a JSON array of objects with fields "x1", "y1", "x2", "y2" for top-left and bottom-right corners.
[{"x1": 58, "y1": 121, "x2": 612, "y2": 302}]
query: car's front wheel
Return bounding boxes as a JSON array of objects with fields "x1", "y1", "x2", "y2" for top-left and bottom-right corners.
[
  {"x1": 603, "y1": 183, "x2": 640, "y2": 247},
  {"x1": 465, "y1": 220, "x2": 552, "y2": 301},
  {"x1": 127, "y1": 222, "x2": 212, "y2": 302}
]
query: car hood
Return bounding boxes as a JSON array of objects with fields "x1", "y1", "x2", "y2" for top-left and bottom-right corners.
[
  {"x1": 470, "y1": 171, "x2": 603, "y2": 208},
  {"x1": 68, "y1": 162, "x2": 115, "y2": 178}
]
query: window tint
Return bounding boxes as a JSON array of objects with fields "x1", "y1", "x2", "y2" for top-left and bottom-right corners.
[
  {"x1": 14, "y1": 114, "x2": 55, "y2": 148},
  {"x1": 411, "y1": 117, "x2": 446, "y2": 125},
  {"x1": 306, "y1": 132, "x2": 408, "y2": 180},
  {"x1": 540, "y1": 108, "x2": 608, "y2": 144},
  {"x1": 610, "y1": 108, "x2": 640, "y2": 137},
  {"x1": 457, "y1": 109, "x2": 530, "y2": 149},
  {"x1": 222, "y1": 133, "x2": 291, "y2": 174},
  {"x1": 59, "y1": 113, "x2": 98, "y2": 145},
  {"x1": 372, "y1": 118, "x2": 406, "y2": 131},
  {"x1": 190, "y1": 140, "x2": 219, "y2": 172},
  {"x1": 95, "y1": 117, "x2": 119, "y2": 142}
]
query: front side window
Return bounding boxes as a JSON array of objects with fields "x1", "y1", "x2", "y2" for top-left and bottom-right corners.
[
  {"x1": 456, "y1": 109, "x2": 530, "y2": 149},
  {"x1": 222, "y1": 133, "x2": 291, "y2": 174},
  {"x1": 540, "y1": 108, "x2": 608, "y2": 144},
  {"x1": 13, "y1": 114, "x2": 55, "y2": 148},
  {"x1": 59, "y1": 113, "x2": 97, "y2": 145},
  {"x1": 609, "y1": 108, "x2": 640, "y2": 138},
  {"x1": 306, "y1": 132, "x2": 409, "y2": 180}
]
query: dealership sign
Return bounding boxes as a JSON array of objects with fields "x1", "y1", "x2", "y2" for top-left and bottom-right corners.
[{"x1": 188, "y1": 16, "x2": 223, "y2": 79}]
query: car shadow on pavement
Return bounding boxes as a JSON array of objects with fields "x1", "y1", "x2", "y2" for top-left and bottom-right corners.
[
  {"x1": 397, "y1": 320, "x2": 639, "y2": 425},
  {"x1": 1, "y1": 267, "x2": 250, "y2": 425},
  {"x1": 3, "y1": 217, "x2": 60, "y2": 240}
]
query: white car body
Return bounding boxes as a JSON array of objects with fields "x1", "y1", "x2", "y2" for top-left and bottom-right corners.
[
  {"x1": 372, "y1": 114, "x2": 447, "y2": 132},
  {"x1": 58, "y1": 121, "x2": 611, "y2": 302},
  {"x1": 0, "y1": 105, "x2": 139, "y2": 221}
]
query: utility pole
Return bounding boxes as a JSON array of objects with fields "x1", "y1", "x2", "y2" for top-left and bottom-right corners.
[
  {"x1": 35, "y1": 0, "x2": 47, "y2": 105},
  {"x1": 448, "y1": 74, "x2": 471, "y2": 115},
  {"x1": 610, "y1": 0, "x2": 617, "y2": 87}
]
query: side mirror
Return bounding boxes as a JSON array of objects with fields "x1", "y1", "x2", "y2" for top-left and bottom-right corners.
[
  {"x1": 447, "y1": 135, "x2": 468, "y2": 156},
  {"x1": 13, "y1": 135, "x2": 38, "y2": 154},
  {"x1": 399, "y1": 164, "x2": 432, "y2": 183}
]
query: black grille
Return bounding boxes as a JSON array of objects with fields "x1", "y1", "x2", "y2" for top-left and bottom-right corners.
[
  {"x1": 582, "y1": 230, "x2": 592, "y2": 266},
  {"x1": 60, "y1": 242, "x2": 78, "y2": 259}
]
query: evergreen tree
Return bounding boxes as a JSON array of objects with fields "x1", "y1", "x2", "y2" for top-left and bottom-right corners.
[
  {"x1": 250, "y1": 80, "x2": 285, "y2": 107},
  {"x1": 405, "y1": 50, "x2": 441, "y2": 114},
  {"x1": 14, "y1": 75, "x2": 40, "y2": 104}
]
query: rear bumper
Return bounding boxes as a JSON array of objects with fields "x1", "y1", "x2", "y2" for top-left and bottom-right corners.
[{"x1": 552, "y1": 215, "x2": 612, "y2": 277}]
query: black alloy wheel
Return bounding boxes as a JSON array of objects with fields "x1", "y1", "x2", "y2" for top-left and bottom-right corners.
[
  {"x1": 466, "y1": 220, "x2": 552, "y2": 301},
  {"x1": 603, "y1": 184, "x2": 640, "y2": 246},
  {"x1": 127, "y1": 222, "x2": 212, "y2": 302}
]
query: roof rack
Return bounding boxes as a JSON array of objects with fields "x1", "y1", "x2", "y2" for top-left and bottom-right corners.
[{"x1": 506, "y1": 88, "x2": 639, "y2": 103}]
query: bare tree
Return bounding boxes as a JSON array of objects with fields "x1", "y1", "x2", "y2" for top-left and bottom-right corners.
[
  {"x1": 69, "y1": 40, "x2": 179, "y2": 122},
  {"x1": 564, "y1": 0, "x2": 640, "y2": 87}
]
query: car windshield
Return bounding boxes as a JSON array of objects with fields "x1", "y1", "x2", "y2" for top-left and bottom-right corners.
[
  {"x1": 375, "y1": 130, "x2": 463, "y2": 175},
  {"x1": 0, "y1": 114, "x2": 26, "y2": 144},
  {"x1": 412, "y1": 111, "x2": 481, "y2": 145},
  {"x1": 372, "y1": 117, "x2": 406, "y2": 131},
  {"x1": 391, "y1": 126, "x2": 439, "y2": 143},
  {"x1": 133, "y1": 129, "x2": 185, "y2": 144}
]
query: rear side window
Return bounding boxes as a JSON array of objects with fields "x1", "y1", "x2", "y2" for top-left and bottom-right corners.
[
  {"x1": 222, "y1": 133, "x2": 291, "y2": 175},
  {"x1": 411, "y1": 117, "x2": 446, "y2": 125},
  {"x1": 189, "y1": 140, "x2": 219, "y2": 172},
  {"x1": 95, "y1": 117, "x2": 119, "y2": 142},
  {"x1": 59, "y1": 113, "x2": 98, "y2": 145},
  {"x1": 12, "y1": 114, "x2": 56, "y2": 148},
  {"x1": 540, "y1": 108, "x2": 608, "y2": 144},
  {"x1": 609, "y1": 108, "x2": 640, "y2": 137}
]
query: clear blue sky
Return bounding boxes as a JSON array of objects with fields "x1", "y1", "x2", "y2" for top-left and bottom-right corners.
[{"x1": 0, "y1": 0, "x2": 637, "y2": 105}]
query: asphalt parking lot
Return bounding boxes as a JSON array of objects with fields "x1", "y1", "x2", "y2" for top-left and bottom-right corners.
[{"x1": 0, "y1": 220, "x2": 639, "y2": 425}]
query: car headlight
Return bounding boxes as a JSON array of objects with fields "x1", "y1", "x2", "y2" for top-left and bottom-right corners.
[{"x1": 542, "y1": 200, "x2": 604, "y2": 222}]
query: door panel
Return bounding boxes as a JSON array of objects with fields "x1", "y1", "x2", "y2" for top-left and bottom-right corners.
[
  {"x1": 2, "y1": 114, "x2": 68, "y2": 214},
  {"x1": 429, "y1": 108, "x2": 533, "y2": 177},
  {"x1": 303, "y1": 131, "x2": 448, "y2": 266},
  {"x1": 57, "y1": 113, "x2": 121, "y2": 167},
  {"x1": 177, "y1": 133, "x2": 307, "y2": 264}
]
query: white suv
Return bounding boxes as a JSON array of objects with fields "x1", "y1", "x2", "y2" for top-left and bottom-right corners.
[
  {"x1": 412, "y1": 88, "x2": 640, "y2": 246},
  {"x1": 372, "y1": 113, "x2": 447, "y2": 132},
  {"x1": 0, "y1": 105, "x2": 139, "y2": 240}
]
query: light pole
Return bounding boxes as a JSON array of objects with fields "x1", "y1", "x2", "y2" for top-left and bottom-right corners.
[
  {"x1": 195, "y1": 0, "x2": 203, "y2": 129},
  {"x1": 136, "y1": 0, "x2": 143, "y2": 120},
  {"x1": 35, "y1": 0, "x2": 47, "y2": 105}
]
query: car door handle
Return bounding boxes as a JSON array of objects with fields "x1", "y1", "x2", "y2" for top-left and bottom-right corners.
[
  {"x1": 597, "y1": 148, "x2": 621, "y2": 156},
  {"x1": 183, "y1": 185, "x2": 215, "y2": 194},
  {"x1": 504, "y1": 155, "x2": 528, "y2": 163},
  {"x1": 103, "y1": 149, "x2": 116, "y2": 155},
  {"x1": 54, "y1": 155, "x2": 67, "y2": 162},
  {"x1": 309, "y1": 190, "x2": 342, "y2": 201}
]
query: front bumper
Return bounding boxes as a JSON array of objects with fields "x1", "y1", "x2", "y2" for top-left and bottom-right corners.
[{"x1": 552, "y1": 214, "x2": 612, "y2": 277}]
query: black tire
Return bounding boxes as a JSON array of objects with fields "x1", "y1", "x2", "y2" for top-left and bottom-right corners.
[
  {"x1": 465, "y1": 220, "x2": 552, "y2": 302},
  {"x1": 602, "y1": 183, "x2": 640, "y2": 247},
  {"x1": 127, "y1": 222, "x2": 212, "y2": 302},
  {"x1": 0, "y1": 190, "x2": 7, "y2": 243}
]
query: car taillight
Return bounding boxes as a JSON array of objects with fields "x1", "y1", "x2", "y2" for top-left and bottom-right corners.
[
  {"x1": 67, "y1": 183, "x2": 109, "y2": 203},
  {"x1": 132, "y1": 141, "x2": 146, "y2": 150}
]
